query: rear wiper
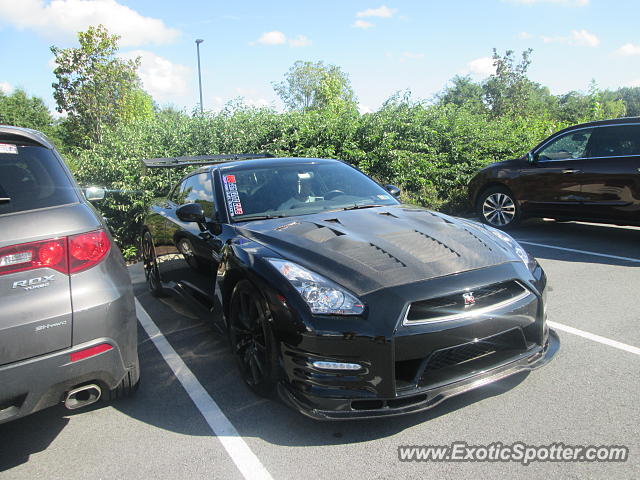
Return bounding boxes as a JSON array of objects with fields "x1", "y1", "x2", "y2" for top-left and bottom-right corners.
[
  {"x1": 236, "y1": 214, "x2": 288, "y2": 222},
  {"x1": 341, "y1": 204, "x2": 383, "y2": 211},
  {"x1": 0, "y1": 197, "x2": 10, "y2": 203}
]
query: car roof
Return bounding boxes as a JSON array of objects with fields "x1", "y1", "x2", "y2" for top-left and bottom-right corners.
[
  {"x1": 191, "y1": 157, "x2": 346, "y2": 175},
  {"x1": 0, "y1": 125, "x2": 54, "y2": 149},
  {"x1": 555, "y1": 116, "x2": 640, "y2": 135},
  {"x1": 530, "y1": 116, "x2": 640, "y2": 152}
]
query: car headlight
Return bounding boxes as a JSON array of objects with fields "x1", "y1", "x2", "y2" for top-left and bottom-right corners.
[
  {"x1": 482, "y1": 226, "x2": 538, "y2": 271},
  {"x1": 267, "y1": 259, "x2": 365, "y2": 315}
]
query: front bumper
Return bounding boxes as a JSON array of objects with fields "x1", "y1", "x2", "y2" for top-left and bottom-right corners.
[
  {"x1": 279, "y1": 329, "x2": 559, "y2": 420},
  {"x1": 0, "y1": 338, "x2": 133, "y2": 424},
  {"x1": 273, "y1": 261, "x2": 555, "y2": 420}
]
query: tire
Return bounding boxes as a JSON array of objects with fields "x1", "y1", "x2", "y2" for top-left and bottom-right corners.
[
  {"x1": 477, "y1": 186, "x2": 521, "y2": 229},
  {"x1": 106, "y1": 362, "x2": 140, "y2": 401},
  {"x1": 141, "y1": 231, "x2": 167, "y2": 297},
  {"x1": 228, "y1": 280, "x2": 279, "y2": 397}
]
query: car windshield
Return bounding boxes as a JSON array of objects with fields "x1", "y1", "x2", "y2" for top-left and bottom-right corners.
[{"x1": 220, "y1": 161, "x2": 399, "y2": 221}]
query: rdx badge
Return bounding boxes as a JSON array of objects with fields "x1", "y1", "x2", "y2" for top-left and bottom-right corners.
[{"x1": 12, "y1": 275, "x2": 55, "y2": 291}]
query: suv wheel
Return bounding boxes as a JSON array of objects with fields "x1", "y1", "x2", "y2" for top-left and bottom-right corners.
[
  {"x1": 228, "y1": 280, "x2": 279, "y2": 397},
  {"x1": 478, "y1": 186, "x2": 521, "y2": 229}
]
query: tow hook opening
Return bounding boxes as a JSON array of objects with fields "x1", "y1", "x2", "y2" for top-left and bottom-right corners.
[{"x1": 64, "y1": 384, "x2": 102, "y2": 410}]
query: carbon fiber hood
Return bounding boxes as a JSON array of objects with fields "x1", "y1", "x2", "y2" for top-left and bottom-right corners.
[{"x1": 237, "y1": 206, "x2": 518, "y2": 296}]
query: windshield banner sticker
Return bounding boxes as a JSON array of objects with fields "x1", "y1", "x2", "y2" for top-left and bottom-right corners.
[
  {"x1": 223, "y1": 174, "x2": 244, "y2": 216},
  {"x1": 0, "y1": 143, "x2": 18, "y2": 154}
]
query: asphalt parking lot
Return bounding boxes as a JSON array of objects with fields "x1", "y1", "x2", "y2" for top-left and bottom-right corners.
[{"x1": 1, "y1": 219, "x2": 638, "y2": 479}]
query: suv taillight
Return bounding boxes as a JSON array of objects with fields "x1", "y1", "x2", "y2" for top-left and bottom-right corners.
[
  {"x1": 68, "y1": 230, "x2": 111, "y2": 273},
  {"x1": 0, "y1": 229, "x2": 110, "y2": 276}
]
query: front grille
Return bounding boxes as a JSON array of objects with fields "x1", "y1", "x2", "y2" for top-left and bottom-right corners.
[
  {"x1": 425, "y1": 341, "x2": 497, "y2": 371},
  {"x1": 404, "y1": 280, "x2": 530, "y2": 324},
  {"x1": 417, "y1": 328, "x2": 528, "y2": 388}
]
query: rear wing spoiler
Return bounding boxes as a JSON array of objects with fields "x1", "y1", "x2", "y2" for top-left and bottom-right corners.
[{"x1": 141, "y1": 153, "x2": 273, "y2": 169}]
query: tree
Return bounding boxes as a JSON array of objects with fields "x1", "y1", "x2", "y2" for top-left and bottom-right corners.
[
  {"x1": 483, "y1": 49, "x2": 532, "y2": 117},
  {"x1": 436, "y1": 75, "x2": 485, "y2": 113},
  {"x1": 273, "y1": 61, "x2": 356, "y2": 111},
  {"x1": 603, "y1": 86, "x2": 640, "y2": 117},
  {"x1": 51, "y1": 25, "x2": 150, "y2": 146},
  {"x1": 0, "y1": 88, "x2": 54, "y2": 133}
]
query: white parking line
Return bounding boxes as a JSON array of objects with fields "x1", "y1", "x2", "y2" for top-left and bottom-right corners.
[
  {"x1": 135, "y1": 299, "x2": 273, "y2": 480},
  {"x1": 519, "y1": 241, "x2": 640, "y2": 264},
  {"x1": 549, "y1": 321, "x2": 640, "y2": 356}
]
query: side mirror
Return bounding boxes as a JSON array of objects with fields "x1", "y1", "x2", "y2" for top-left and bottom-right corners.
[
  {"x1": 176, "y1": 203, "x2": 205, "y2": 223},
  {"x1": 85, "y1": 186, "x2": 106, "y2": 201},
  {"x1": 526, "y1": 152, "x2": 536, "y2": 164},
  {"x1": 385, "y1": 184, "x2": 401, "y2": 198}
]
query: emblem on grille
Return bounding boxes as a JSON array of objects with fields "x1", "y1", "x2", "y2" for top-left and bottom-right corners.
[{"x1": 462, "y1": 292, "x2": 476, "y2": 306}]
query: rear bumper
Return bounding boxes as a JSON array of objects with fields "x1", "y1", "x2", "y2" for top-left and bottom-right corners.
[
  {"x1": 0, "y1": 338, "x2": 136, "y2": 424},
  {"x1": 279, "y1": 329, "x2": 559, "y2": 420}
]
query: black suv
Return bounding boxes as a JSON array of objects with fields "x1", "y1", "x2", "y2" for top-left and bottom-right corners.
[{"x1": 468, "y1": 117, "x2": 640, "y2": 228}]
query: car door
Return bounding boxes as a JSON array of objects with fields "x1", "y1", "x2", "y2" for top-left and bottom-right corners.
[
  {"x1": 515, "y1": 128, "x2": 594, "y2": 217},
  {"x1": 580, "y1": 124, "x2": 640, "y2": 223},
  {"x1": 158, "y1": 172, "x2": 223, "y2": 305}
]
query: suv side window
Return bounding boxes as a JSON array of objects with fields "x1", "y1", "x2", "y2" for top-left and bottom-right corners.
[
  {"x1": 586, "y1": 125, "x2": 640, "y2": 158},
  {"x1": 174, "y1": 173, "x2": 216, "y2": 218},
  {"x1": 537, "y1": 129, "x2": 593, "y2": 161}
]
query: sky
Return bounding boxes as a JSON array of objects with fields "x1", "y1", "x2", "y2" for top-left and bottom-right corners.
[{"x1": 0, "y1": 0, "x2": 639, "y2": 114}]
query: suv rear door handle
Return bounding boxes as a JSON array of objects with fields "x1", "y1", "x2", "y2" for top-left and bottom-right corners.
[{"x1": 562, "y1": 169, "x2": 581, "y2": 174}]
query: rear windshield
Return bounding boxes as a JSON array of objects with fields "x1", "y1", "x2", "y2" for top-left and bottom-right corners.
[{"x1": 0, "y1": 144, "x2": 78, "y2": 215}]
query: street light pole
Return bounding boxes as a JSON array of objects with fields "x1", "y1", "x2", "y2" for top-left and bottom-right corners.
[{"x1": 195, "y1": 39, "x2": 204, "y2": 114}]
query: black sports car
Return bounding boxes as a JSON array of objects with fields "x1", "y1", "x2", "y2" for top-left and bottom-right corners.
[{"x1": 141, "y1": 155, "x2": 559, "y2": 420}]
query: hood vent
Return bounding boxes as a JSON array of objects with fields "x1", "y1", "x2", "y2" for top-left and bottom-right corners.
[
  {"x1": 379, "y1": 230, "x2": 460, "y2": 264},
  {"x1": 302, "y1": 224, "x2": 345, "y2": 243},
  {"x1": 332, "y1": 239, "x2": 406, "y2": 271},
  {"x1": 462, "y1": 227, "x2": 493, "y2": 251}
]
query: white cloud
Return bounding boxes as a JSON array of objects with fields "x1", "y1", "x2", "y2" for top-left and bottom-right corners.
[
  {"x1": 627, "y1": 79, "x2": 640, "y2": 87},
  {"x1": 518, "y1": 31, "x2": 533, "y2": 39},
  {"x1": 401, "y1": 52, "x2": 425, "y2": 60},
  {"x1": 254, "y1": 31, "x2": 287, "y2": 46},
  {"x1": 288, "y1": 35, "x2": 311, "y2": 48},
  {"x1": 617, "y1": 43, "x2": 640, "y2": 56},
  {"x1": 356, "y1": 5, "x2": 397, "y2": 18},
  {"x1": 353, "y1": 20, "x2": 375, "y2": 29},
  {"x1": 542, "y1": 29, "x2": 599, "y2": 47},
  {"x1": 358, "y1": 104, "x2": 373, "y2": 114},
  {"x1": 570, "y1": 29, "x2": 599, "y2": 47},
  {"x1": 251, "y1": 31, "x2": 311, "y2": 48},
  {"x1": 505, "y1": 0, "x2": 588, "y2": 6},
  {"x1": 0, "y1": 82, "x2": 13, "y2": 94},
  {"x1": 119, "y1": 50, "x2": 190, "y2": 101},
  {"x1": 466, "y1": 57, "x2": 496, "y2": 77},
  {"x1": 0, "y1": 0, "x2": 180, "y2": 46}
]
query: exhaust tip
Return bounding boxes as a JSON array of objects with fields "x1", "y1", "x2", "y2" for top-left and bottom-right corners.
[{"x1": 64, "y1": 384, "x2": 102, "y2": 410}]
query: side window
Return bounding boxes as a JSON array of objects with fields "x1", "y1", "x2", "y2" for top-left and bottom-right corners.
[
  {"x1": 173, "y1": 173, "x2": 216, "y2": 218},
  {"x1": 587, "y1": 125, "x2": 640, "y2": 158},
  {"x1": 537, "y1": 129, "x2": 593, "y2": 161}
]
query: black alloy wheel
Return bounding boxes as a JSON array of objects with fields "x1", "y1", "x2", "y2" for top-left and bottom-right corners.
[
  {"x1": 229, "y1": 280, "x2": 279, "y2": 396},
  {"x1": 142, "y1": 231, "x2": 166, "y2": 297}
]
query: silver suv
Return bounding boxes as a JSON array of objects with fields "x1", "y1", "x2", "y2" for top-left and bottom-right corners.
[{"x1": 0, "y1": 126, "x2": 139, "y2": 423}]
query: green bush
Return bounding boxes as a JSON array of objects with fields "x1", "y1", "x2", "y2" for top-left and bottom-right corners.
[{"x1": 67, "y1": 101, "x2": 569, "y2": 257}]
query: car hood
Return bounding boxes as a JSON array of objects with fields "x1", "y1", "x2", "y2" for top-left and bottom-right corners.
[
  {"x1": 235, "y1": 206, "x2": 519, "y2": 296},
  {"x1": 482, "y1": 156, "x2": 526, "y2": 171}
]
